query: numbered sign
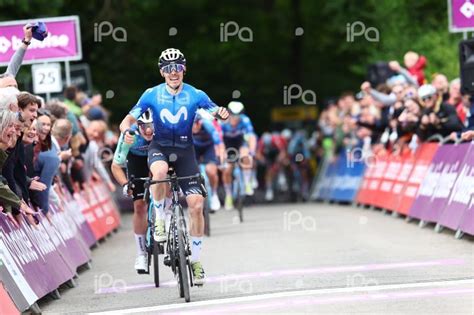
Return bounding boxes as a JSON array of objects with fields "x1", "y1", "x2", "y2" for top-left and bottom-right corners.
[{"x1": 32, "y1": 63, "x2": 63, "y2": 94}]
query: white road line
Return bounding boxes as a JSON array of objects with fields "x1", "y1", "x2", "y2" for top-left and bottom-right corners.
[{"x1": 88, "y1": 278, "x2": 474, "y2": 315}]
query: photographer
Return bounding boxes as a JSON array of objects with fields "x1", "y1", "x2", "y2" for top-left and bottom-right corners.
[{"x1": 417, "y1": 84, "x2": 463, "y2": 141}]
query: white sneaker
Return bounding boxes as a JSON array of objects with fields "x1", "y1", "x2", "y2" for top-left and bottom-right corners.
[
  {"x1": 210, "y1": 194, "x2": 221, "y2": 211},
  {"x1": 265, "y1": 189, "x2": 274, "y2": 201},
  {"x1": 134, "y1": 253, "x2": 148, "y2": 273}
]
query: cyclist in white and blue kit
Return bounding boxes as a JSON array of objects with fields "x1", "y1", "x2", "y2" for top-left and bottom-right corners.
[
  {"x1": 119, "y1": 48, "x2": 229, "y2": 285},
  {"x1": 192, "y1": 111, "x2": 225, "y2": 211},
  {"x1": 111, "y1": 109, "x2": 153, "y2": 274}
]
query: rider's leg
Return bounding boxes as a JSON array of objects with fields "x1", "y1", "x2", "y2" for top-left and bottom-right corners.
[
  {"x1": 265, "y1": 161, "x2": 277, "y2": 201},
  {"x1": 133, "y1": 199, "x2": 147, "y2": 255},
  {"x1": 150, "y1": 161, "x2": 169, "y2": 216},
  {"x1": 239, "y1": 146, "x2": 254, "y2": 195},
  {"x1": 206, "y1": 162, "x2": 221, "y2": 211},
  {"x1": 206, "y1": 163, "x2": 218, "y2": 193},
  {"x1": 177, "y1": 145, "x2": 206, "y2": 284},
  {"x1": 148, "y1": 144, "x2": 170, "y2": 242}
]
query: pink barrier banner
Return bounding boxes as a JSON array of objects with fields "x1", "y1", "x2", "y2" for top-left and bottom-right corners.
[
  {"x1": 58, "y1": 187, "x2": 97, "y2": 248},
  {"x1": 459, "y1": 143, "x2": 474, "y2": 235},
  {"x1": 409, "y1": 143, "x2": 471, "y2": 223},
  {"x1": 47, "y1": 203, "x2": 91, "y2": 269},
  {"x1": 92, "y1": 181, "x2": 121, "y2": 231},
  {"x1": 0, "y1": 214, "x2": 75, "y2": 302},
  {"x1": 385, "y1": 149, "x2": 415, "y2": 211},
  {"x1": 439, "y1": 143, "x2": 474, "y2": 231},
  {"x1": 374, "y1": 153, "x2": 403, "y2": 209},
  {"x1": 0, "y1": 16, "x2": 82, "y2": 66},
  {"x1": 396, "y1": 143, "x2": 439, "y2": 215}
]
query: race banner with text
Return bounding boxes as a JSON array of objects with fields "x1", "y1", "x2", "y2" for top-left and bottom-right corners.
[
  {"x1": 0, "y1": 16, "x2": 82, "y2": 66},
  {"x1": 438, "y1": 142, "x2": 474, "y2": 231},
  {"x1": 409, "y1": 143, "x2": 470, "y2": 223},
  {"x1": 396, "y1": 143, "x2": 439, "y2": 215}
]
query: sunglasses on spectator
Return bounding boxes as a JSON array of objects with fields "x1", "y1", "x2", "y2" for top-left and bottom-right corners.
[
  {"x1": 161, "y1": 64, "x2": 185, "y2": 74},
  {"x1": 421, "y1": 95, "x2": 434, "y2": 102}
]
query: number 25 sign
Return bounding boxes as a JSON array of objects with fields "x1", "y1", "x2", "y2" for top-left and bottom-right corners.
[{"x1": 32, "y1": 63, "x2": 63, "y2": 94}]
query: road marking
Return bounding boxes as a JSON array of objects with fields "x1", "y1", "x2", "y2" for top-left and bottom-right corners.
[
  {"x1": 88, "y1": 278, "x2": 474, "y2": 314},
  {"x1": 95, "y1": 258, "x2": 465, "y2": 294}
]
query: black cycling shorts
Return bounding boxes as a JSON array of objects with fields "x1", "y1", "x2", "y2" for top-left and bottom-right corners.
[
  {"x1": 127, "y1": 153, "x2": 149, "y2": 201},
  {"x1": 148, "y1": 141, "x2": 203, "y2": 196}
]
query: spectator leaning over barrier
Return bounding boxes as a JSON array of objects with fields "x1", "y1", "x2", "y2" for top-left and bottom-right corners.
[
  {"x1": 34, "y1": 109, "x2": 61, "y2": 215},
  {"x1": 446, "y1": 78, "x2": 465, "y2": 124},
  {"x1": 0, "y1": 110, "x2": 36, "y2": 226},
  {"x1": 1, "y1": 92, "x2": 45, "y2": 216},
  {"x1": 83, "y1": 120, "x2": 115, "y2": 192},
  {"x1": 417, "y1": 84, "x2": 463, "y2": 141},
  {"x1": 398, "y1": 98, "x2": 422, "y2": 137},
  {"x1": 51, "y1": 119, "x2": 73, "y2": 162},
  {"x1": 22, "y1": 118, "x2": 38, "y2": 179},
  {"x1": 431, "y1": 73, "x2": 449, "y2": 101}
]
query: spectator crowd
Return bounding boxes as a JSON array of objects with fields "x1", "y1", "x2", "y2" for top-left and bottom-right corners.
[
  {"x1": 0, "y1": 24, "x2": 117, "y2": 227},
  {"x1": 317, "y1": 51, "x2": 474, "y2": 160}
]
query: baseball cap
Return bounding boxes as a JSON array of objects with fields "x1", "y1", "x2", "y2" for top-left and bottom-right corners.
[{"x1": 30, "y1": 22, "x2": 48, "y2": 41}]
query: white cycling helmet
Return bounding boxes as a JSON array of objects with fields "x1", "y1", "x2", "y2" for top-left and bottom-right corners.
[
  {"x1": 137, "y1": 109, "x2": 153, "y2": 124},
  {"x1": 281, "y1": 128, "x2": 292, "y2": 140},
  {"x1": 418, "y1": 84, "x2": 437, "y2": 100},
  {"x1": 228, "y1": 101, "x2": 244, "y2": 115},
  {"x1": 158, "y1": 48, "x2": 186, "y2": 69}
]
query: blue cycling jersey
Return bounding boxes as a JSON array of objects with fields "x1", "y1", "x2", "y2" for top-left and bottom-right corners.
[
  {"x1": 221, "y1": 114, "x2": 255, "y2": 140},
  {"x1": 288, "y1": 133, "x2": 310, "y2": 158},
  {"x1": 129, "y1": 83, "x2": 218, "y2": 148},
  {"x1": 193, "y1": 119, "x2": 221, "y2": 148}
]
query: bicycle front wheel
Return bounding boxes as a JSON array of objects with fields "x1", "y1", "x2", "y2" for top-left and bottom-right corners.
[
  {"x1": 177, "y1": 207, "x2": 191, "y2": 302},
  {"x1": 153, "y1": 240, "x2": 160, "y2": 287}
]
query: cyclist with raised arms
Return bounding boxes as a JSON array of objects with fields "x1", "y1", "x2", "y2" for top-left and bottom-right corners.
[
  {"x1": 111, "y1": 109, "x2": 154, "y2": 274},
  {"x1": 220, "y1": 101, "x2": 257, "y2": 210},
  {"x1": 119, "y1": 48, "x2": 229, "y2": 285},
  {"x1": 192, "y1": 110, "x2": 225, "y2": 211}
]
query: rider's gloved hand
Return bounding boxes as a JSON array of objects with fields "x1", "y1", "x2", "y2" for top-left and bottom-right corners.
[{"x1": 122, "y1": 183, "x2": 131, "y2": 197}]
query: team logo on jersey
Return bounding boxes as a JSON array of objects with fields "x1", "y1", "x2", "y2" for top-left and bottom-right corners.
[{"x1": 160, "y1": 107, "x2": 188, "y2": 124}]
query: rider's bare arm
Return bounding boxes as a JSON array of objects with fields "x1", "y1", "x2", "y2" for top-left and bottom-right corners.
[{"x1": 120, "y1": 114, "x2": 137, "y2": 133}]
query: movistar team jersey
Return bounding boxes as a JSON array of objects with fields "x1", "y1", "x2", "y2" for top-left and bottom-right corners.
[
  {"x1": 221, "y1": 114, "x2": 255, "y2": 141},
  {"x1": 129, "y1": 83, "x2": 218, "y2": 148},
  {"x1": 113, "y1": 124, "x2": 150, "y2": 165},
  {"x1": 193, "y1": 119, "x2": 221, "y2": 148},
  {"x1": 288, "y1": 133, "x2": 310, "y2": 158}
]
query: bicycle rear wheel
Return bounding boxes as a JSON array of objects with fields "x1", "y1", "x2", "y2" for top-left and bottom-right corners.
[{"x1": 177, "y1": 207, "x2": 191, "y2": 302}]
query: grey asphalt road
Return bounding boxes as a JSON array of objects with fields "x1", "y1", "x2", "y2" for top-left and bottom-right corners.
[{"x1": 39, "y1": 202, "x2": 474, "y2": 315}]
